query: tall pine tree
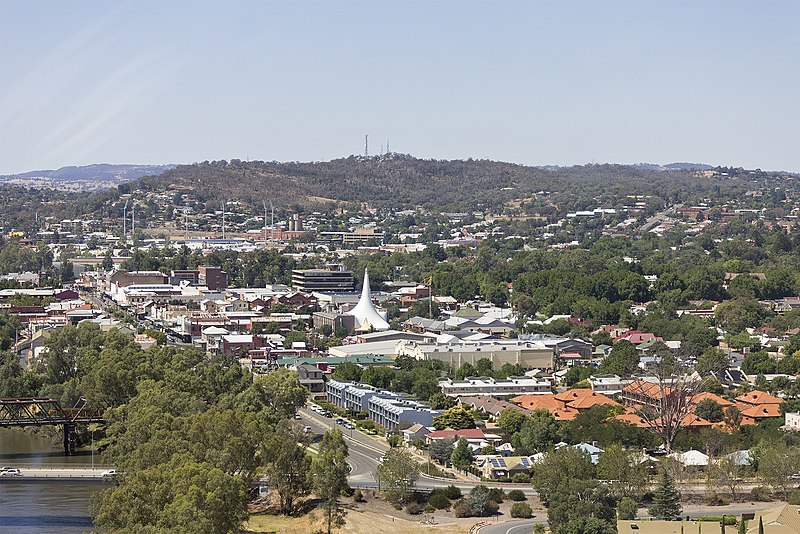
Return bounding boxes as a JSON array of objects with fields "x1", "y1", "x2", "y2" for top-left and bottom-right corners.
[{"x1": 648, "y1": 470, "x2": 682, "y2": 520}]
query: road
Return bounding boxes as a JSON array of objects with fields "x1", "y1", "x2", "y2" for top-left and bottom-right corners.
[
  {"x1": 299, "y1": 408, "x2": 538, "y2": 494},
  {"x1": 478, "y1": 519, "x2": 543, "y2": 534}
]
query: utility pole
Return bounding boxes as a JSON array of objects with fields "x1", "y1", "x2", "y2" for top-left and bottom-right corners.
[
  {"x1": 183, "y1": 208, "x2": 189, "y2": 242},
  {"x1": 221, "y1": 201, "x2": 226, "y2": 240},
  {"x1": 131, "y1": 202, "x2": 135, "y2": 243},
  {"x1": 123, "y1": 199, "x2": 129, "y2": 242},
  {"x1": 263, "y1": 200, "x2": 268, "y2": 241}
]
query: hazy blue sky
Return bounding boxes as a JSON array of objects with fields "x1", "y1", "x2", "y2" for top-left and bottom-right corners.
[{"x1": 1, "y1": 1, "x2": 798, "y2": 174}]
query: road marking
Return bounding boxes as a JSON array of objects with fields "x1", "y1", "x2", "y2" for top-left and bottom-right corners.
[{"x1": 506, "y1": 523, "x2": 534, "y2": 534}]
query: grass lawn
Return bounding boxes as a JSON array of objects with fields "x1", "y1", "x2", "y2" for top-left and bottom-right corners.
[{"x1": 246, "y1": 508, "x2": 471, "y2": 534}]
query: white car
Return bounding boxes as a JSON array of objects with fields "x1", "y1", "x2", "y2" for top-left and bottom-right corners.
[
  {"x1": 100, "y1": 469, "x2": 118, "y2": 477},
  {"x1": 0, "y1": 468, "x2": 21, "y2": 476}
]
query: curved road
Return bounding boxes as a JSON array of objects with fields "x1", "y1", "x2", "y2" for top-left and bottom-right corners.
[{"x1": 299, "y1": 408, "x2": 538, "y2": 494}]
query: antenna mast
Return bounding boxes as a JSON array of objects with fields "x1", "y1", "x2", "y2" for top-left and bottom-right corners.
[
  {"x1": 386, "y1": 139, "x2": 390, "y2": 154},
  {"x1": 364, "y1": 134, "x2": 369, "y2": 157}
]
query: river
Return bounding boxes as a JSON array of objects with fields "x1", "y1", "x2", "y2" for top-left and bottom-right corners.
[{"x1": 0, "y1": 428, "x2": 98, "y2": 534}]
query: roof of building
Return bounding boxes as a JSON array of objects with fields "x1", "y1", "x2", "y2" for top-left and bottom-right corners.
[
  {"x1": 747, "y1": 503, "x2": 800, "y2": 534},
  {"x1": 553, "y1": 389, "x2": 620, "y2": 409},
  {"x1": 738, "y1": 402, "x2": 784, "y2": 419},
  {"x1": 736, "y1": 390, "x2": 784, "y2": 406},
  {"x1": 347, "y1": 269, "x2": 389, "y2": 331},
  {"x1": 458, "y1": 396, "x2": 533, "y2": 416},
  {"x1": 692, "y1": 392, "x2": 736, "y2": 407},
  {"x1": 618, "y1": 521, "x2": 737, "y2": 534},
  {"x1": 428, "y1": 428, "x2": 485, "y2": 440}
]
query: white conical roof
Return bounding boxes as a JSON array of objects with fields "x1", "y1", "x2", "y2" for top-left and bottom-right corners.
[{"x1": 347, "y1": 268, "x2": 389, "y2": 331}]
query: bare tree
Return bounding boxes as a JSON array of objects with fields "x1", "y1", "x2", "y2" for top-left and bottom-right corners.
[
  {"x1": 621, "y1": 359, "x2": 704, "y2": 452},
  {"x1": 707, "y1": 454, "x2": 745, "y2": 502}
]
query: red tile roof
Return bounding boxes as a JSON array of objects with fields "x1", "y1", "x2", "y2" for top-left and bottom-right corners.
[{"x1": 735, "y1": 390, "x2": 783, "y2": 406}]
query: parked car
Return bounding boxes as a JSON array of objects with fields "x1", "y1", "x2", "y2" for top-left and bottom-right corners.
[
  {"x1": 0, "y1": 469, "x2": 22, "y2": 477},
  {"x1": 303, "y1": 426, "x2": 312, "y2": 434}
]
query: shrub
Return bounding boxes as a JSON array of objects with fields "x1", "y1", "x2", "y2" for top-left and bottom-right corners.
[
  {"x1": 511, "y1": 472, "x2": 530, "y2": 483},
  {"x1": 453, "y1": 500, "x2": 472, "y2": 518},
  {"x1": 507, "y1": 489, "x2": 527, "y2": 502},
  {"x1": 751, "y1": 486, "x2": 772, "y2": 502},
  {"x1": 789, "y1": 489, "x2": 800, "y2": 506},
  {"x1": 533, "y1": 526, "x2": 546, "y2": 534},
  {"x1": 405, "y1": 502, "x2": 424, "y2": 515},
  {"x1": 617, "y1": 496, "x2": 637, "y2": 520},
  {"x1": 353, "y1": 489, "x2": 365, "y2": 503},
  {"x1": 411, "y1": 491, "x2": 427, "y2": 504},
  {"x1": 704, "y1": 491, "x2": 730, "y2": 506},
  {"x1": 510, "y1": 502, "x2": 533, "y2": 519},
  {"x1": 486, "y1": 487, "x2": 505, "y2": 503},
  {"x1": 444, "y1": 485, "x2": 462, "y2": 500},
  {"x1": 428, "y1": 492, "x2": 451, "y2": 510},
  {"x1": 467, "y1": 486, "x2": 500, "y2": 517},
  {"x1": 424, "y1": 503, "x2": 436, "y2": 513}
]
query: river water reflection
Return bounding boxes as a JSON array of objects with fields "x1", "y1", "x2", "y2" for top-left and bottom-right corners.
[{"x1": 0, "y1": 427, "x2": 97, "y2": 533}]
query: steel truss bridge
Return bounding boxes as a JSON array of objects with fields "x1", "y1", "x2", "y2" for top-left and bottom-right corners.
[{"x1": 0, "y1": 397, "x2": 106, "y2": 455}]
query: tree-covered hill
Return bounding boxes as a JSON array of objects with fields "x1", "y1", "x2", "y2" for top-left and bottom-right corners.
[{"x1": 111, "y1": 154, "x2": 771, "y2": 213}]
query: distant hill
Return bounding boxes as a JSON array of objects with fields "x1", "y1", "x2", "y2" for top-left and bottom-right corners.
[
  {"x1": 108, "y1": 154, "x2": 730, "y2": 213},
  {"x1": 0, "y1": 164, "x2": 174, "y2": 191},
  {"x1": 632, "y1": 162, "x2": 714, "y2": 171}
]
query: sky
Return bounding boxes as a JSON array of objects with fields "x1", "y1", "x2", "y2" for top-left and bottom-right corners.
[{"x1": 1, "y1": 1, "x2": 799, "y2": 175}]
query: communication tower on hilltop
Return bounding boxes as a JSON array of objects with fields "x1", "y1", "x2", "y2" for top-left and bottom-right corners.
[{"x1": 365, "y1": 134, "x2": 369, "y2": 157}]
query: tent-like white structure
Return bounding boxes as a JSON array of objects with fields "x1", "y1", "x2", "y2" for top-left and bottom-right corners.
[
  {"x1": 667, "y1": 449, "x2": 709, "y2": 467},
  {"x1": 347, "y1": 269, "x2": 389, "y2": 331}
]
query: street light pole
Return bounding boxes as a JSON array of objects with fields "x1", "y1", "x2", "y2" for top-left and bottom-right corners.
[{"x1": 91, "y1": 428, "x2": 94, "y2": 470}]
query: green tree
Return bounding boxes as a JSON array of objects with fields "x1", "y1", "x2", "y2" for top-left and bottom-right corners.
[
  {"x1": 101, "y1": 250, "x2": 114, "y2": 271},
  {"x1": 497, "y1": 408, "x2": 528, "y2": 436},
  {"x1": 450, "y1": 437, "x2": 473, "y2": 471},
  {"x1": 94, "y1": 457, "x2": 248, "y2": 534},
  {"x1": 264, "y1": 422, "x2": 312, "y2": 515},
  {"x1": 756, "y1": 441, "x2": 800, "y2": 499},
  {"x1": 332, "y1": 362, "x2": 363, "y2": 382},
  {"x1": 455, "y1": 362, "x2": 477, "y2": 380},
  {"x1": 377, "y1": 448, "x2": 419, "y2": 505},
  {"x1": 430, "y1": 438, "x2": 455, "y2": 465},
  {"x1": 553, "y1": 517, "x2": 617, "y2": 534},
  {"x1": 695, "y1": 399, "x2": 724, "y2": 423},
  {"x1": 428, "y1": 392, "x2": 457, "y2": 410},
  {"x1": 598, "y1": 341, "x2": 640, "y2": 376},
  {"x1": 311, "y1": 429, "x2": 349, "y2": 534},
  {"x1": 696, "y1": 347, "x2": 730, "y2": 373},
  {"x1": 254, "y1": 369, "x2": 308, "y2": 420},
  {"x1": 648, "y1": 470, "x2": 682, "y2": 520},
  {"x1": 616, "y1": 496, "x2": 637, "y2": 520},
  {"x1": 511, "y1": 410, "x2": 558, "y2": 454},
  {"x1": 531, "y1": 447, "x2": 614, "y2": 529},
  {"x1": 432, "y1": 405, "x2": 475, "y2": 430},
  {"x1": 596, "y1": 443, "x2": 648, "y2": 499},
  {"x1": 465, "y1": 485, "x2": 499, "y2": 517},
  {"x1": 564, "y1": 365, "x2": 593, "y2": 386}
]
